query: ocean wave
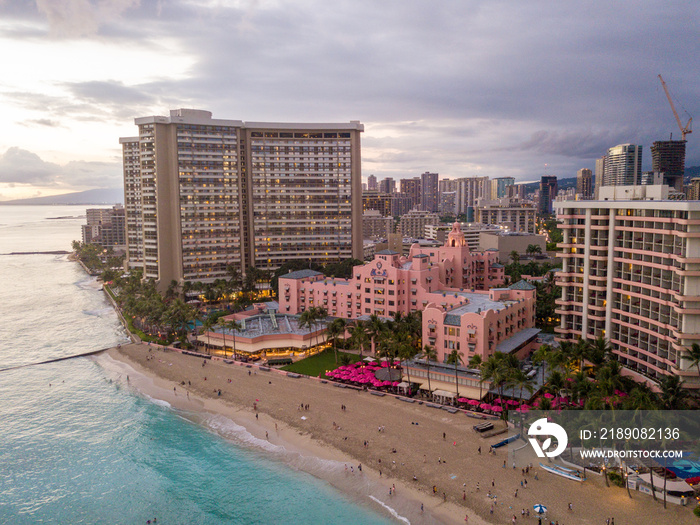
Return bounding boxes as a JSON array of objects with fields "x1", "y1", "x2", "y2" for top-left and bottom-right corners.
[
  {"x1": 144, "y1": 395, "x2": 172, "y2": 409},
  {"x1": 74, "y1": 277, "x2": 102, "y2": 290},
  {"x1": 368, "y1": 496, "x2": 411, "y2": 524},
  {"x1": 205, "y1": 414, "x2": 283, "y2": 453},
  {"x1": 82, "y1": 307, "x2": 115, "y2": 317}
]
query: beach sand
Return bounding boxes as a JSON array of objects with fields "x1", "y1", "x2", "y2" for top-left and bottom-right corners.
[{"x1": 103, "y1": 343, "x2": 693, "y2": 525}]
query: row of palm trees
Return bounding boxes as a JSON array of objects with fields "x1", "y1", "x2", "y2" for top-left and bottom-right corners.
[
  {"x1": 112, "y1": 271, "x2": 201, "y2": 344},
  {"x1": 531, "y1": 336, "x2": 691, "y2": 410}
]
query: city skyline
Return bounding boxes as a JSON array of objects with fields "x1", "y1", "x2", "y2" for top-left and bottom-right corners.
[{"x1": 0, "y1": 1, "x2": 698, "y2": 201}]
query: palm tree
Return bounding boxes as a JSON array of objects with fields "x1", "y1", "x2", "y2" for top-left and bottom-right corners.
[
  {"x1": 397, "y1": 331, "x2": 418, "y2": 387},
  {"x1": 326, "y1": 318, "x2": 347, "y2": 363},
  {"x1": 421, "y1": 344, "x2": 438, "y2": 395},
  {"x1": 468, "y1": 354, "x2": 484, "y2": 399},
  {"x1": 299, "y1": 308, "x2": 315, "y2": 352},
  {"x1": 217, "y1": 318, "x2": 229, "y2": 357},
  {"x1": 446, "y1": 349, "x2": 464, "y2": 400},
  {"x1": 508, "y1": 368, "x2": 534, "y2": 404},
  {"x1": 532, "y1": 344, "x2": 552, "y2": 384},
  {"x1": 350, "y1": 322, "x2": 369, "y2": 358},
  {"x1": 571, "y1": 337, "x2": 591, "y2": 372},
  {"x1": 526, "y1": 244, "x2": 542, "y2": 256},
  {"x1": 510, "y1": 250, "x2": 520, "y2": 266},
  {"x1": 684, "y1": 342, "x2": 700, "y2": 377},
  {"x1": 659, "y1": 375, "x2": 689, "y2": 409},
  {"x1": 201, "y1": 316, "x2": 216, "y2": 354},
  {"x1": 225, "y1": 319, "x2": 242, "y2": 360},
  {"x1": 365, "y1": 314, "x2": 386, "y2": 356},
  {"x1": 588, "y1": 335, "x2": 613, "y2": 368},
  {"x1": 481, "y1": 352, "x2": 518, "y2": 409}
]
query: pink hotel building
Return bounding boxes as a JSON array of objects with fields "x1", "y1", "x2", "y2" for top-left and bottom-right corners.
[{"x1": 279, "y1": 223, "x2": 539, "y2": 364}]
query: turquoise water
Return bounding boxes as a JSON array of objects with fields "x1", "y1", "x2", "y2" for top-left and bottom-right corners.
[{"x1": 0, "y1": 206, "x2": 396, "y2": 524}]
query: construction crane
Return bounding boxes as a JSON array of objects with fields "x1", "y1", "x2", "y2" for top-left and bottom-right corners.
[{"x1": 658, "y1": 74, "x2": 693, "y2": 141}]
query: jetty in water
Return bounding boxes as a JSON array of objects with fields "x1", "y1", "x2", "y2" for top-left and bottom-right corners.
[
  {"x1": 3, "y1": 250, "x2": 71, "y2": 256},
  {"x1": 0, "y1": 348, "x2": 111, "y2": 372}
]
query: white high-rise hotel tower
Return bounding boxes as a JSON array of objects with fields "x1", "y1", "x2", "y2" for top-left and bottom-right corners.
[
  {"x1": 555, "y1": 185, "x2": 700, "y2": 388},
  {"x1": 120, "y1": 109, "x2": 363, "y2": 291}
]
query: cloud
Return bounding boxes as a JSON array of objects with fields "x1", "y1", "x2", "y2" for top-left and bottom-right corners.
[
  {"x1": 34, "y1": 0, "x2": 140, "y2": 37},
  {"x1": 23, "y1": 119, "x2": 63, "y2": 127},
  {"x1": 0, "y1": 0, "x2": 698, "y2": 189},
  {"x1": 0, "y1": 147, "x2": 121, "y2": 188}
]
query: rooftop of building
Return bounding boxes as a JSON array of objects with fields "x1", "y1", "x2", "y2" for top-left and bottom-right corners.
[
  {"x1": 133, "y1": 109, "x2": 364, "y2": 131},
  {"x1": 509, "y1": 280, "x2": 537, "y2": 290},
  {"x1": 215, "y1": 313, "x2": 323, "y2": 339},
  {"x1": 281, "y1": 269, "x2": 324, "y2": 280},
  {"x1": 376, "y1": 249, "x2": 400, "y2": 255},
  {"x1": 441, "y1": 292, "x2": 511, "y2": 322}
]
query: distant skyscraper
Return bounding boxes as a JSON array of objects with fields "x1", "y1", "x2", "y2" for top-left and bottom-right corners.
[
  {"x1": 602, "y1": 144, "x2": 642, "y2": 187},
  {"x1": 456, "y1": 177, "x2": 490, "y2": 214},
  {"x1": 594, "y1": 156, "x2": 606, "y2": 199},
  {"x1": 688, "y1": 178, "x2": 700, "y2": 201},
  {"x1": 539, "y1": 176, "x2": 558, "y2": 215},
  {"x1": 576, "y1": 168, "x2": 593, "y2": 199},
  {"x1": 420, "y1": 172, "x2": 439, "y2": 212},
  {"x1": 379, "y1": 177, "x2": 396, "y2": 194},
  {"x1": 651, "y1": 140, "x2": 686, "y2": 191},
  {"x1": 400, "y1": 177, "x2": 422, "y2": 208},
  {"x1": 507, "y1": 183, "x2": 526, "y2": 200},
  {"x1": 490, "y1": 177, "x2": 515, "y2": 199},
  {"x1": 367, "y1": 174, "x2": 378, "y2": 191}
]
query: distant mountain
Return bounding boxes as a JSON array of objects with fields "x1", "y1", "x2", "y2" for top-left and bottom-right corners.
[{"x1": 0, "y1": 188, "x2": 123, "y2": 205}]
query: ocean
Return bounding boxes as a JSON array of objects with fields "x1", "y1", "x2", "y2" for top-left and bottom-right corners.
[{"x1": 0, "y1": 205, "x2": 397, "y2": 524}]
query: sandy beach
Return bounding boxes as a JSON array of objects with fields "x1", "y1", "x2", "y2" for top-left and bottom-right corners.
[{"x1": 102, "y1": 343, "x2": 694, "y2": 525}]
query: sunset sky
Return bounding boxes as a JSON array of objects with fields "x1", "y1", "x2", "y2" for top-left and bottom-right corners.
[{"x1": 0, "y1": 0, "x2": 698, "y2": 200}]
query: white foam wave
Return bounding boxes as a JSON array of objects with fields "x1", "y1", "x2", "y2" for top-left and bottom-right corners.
[
  {"x1": 144, "y1": 395, "x2": 172, "y2": 409},
  {"x1": 368, "y1": 496, "x2": 411, "y2": 524},
  {"x1": 75, "y1": 278, "x2": 102, "y2": 290},
  {"x1": 205, "y1": 413, "x2": 284, "y2": 453}
]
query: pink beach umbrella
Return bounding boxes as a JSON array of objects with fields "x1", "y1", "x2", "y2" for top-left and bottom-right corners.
[
  {"x1": 479, "y1": 403, "x2": 491, "y2": 410},
  {"x1": 491, "y1": 406, "x2": 503, "y2": 412},
  {"x1": 506, "y1": 399, "x2": 519, "y2": 406},
  {"x1": 457, "y1": 397, "x2": 469, "y2": 403},
  {"x1": 493, "y1": 398, "x2": 503, "y2": 404},
  {"x1": 468, "y1": 399, "x2": 480, "y2": 406}
]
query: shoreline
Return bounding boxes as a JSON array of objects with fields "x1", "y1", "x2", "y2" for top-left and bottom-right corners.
[
  {"x1": 101, "y1": 344, "x2": 490, "y2": 525},
  {"x1": 99, "y1": 343, "x2": 696, "y2": 525}
]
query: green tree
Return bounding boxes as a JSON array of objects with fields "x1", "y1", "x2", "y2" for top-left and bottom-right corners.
[
  {"x1": 508, "y1": 368, "x2": 534, "y2": 403},
  {"x1": 421, "y1": 344, "x2": 438, "y2": 395},
  {"x1": 326, "y1": 318, "x2": 347, "y2": 364},
  {"x1": 526, "y1": 244, "x2": 542, "y2": 256},
  {"x1": 201, "y1": 316, "x2": 216, "y2": 354},
  {"x1": 684, "y1": 342, "x2": 700, "y2": 377},
  {"x1": 217, "y1": 318, "x2": 229, "y2": 357},
  {"x1": 225, "y1": 319, "x2": 242, "y2": 360},
  {"x1": 350, "y1": 322, "x2": 369, "y2": 358},
  {"x1": 446, "y1": 349, "x2": 465, "y2": 399},
  {"x1": 397, "y1": 331, "x2": 418, "y2": 387},
  {"x1": 510, "y1": 250, "x2": 520, "y2": 266},
  {"x1": 468, "y1": 354, "x2": 484, "y2": 399},
  {"x1": 659, "y1": 375, "x2": 689, "y2": 409},
  {"x1": 365, "y1": 314, "x2": 386, "y2": 356}
]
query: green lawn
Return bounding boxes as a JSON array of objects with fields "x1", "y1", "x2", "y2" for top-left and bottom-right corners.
[{"x1": 281, "y1": 349, "x2": 362, "y2": 378}]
